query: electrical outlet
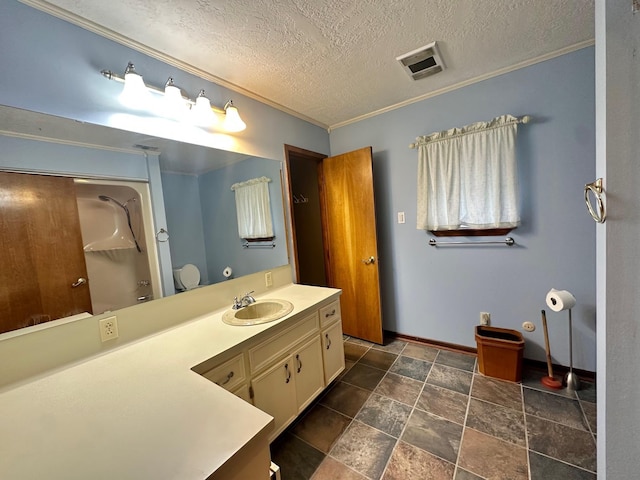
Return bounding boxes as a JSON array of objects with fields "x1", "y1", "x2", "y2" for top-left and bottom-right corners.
[
  {"x1": 265, "y1": 271, "x2": 273, "y2": 287},
  {"x1": 99, "y1": 316, "x2": 119, "y2": 342},
  {"x1": 480, "y1": 312, "x2": 491, "y2": 326},
  {"x1": 522, "y1": 321, "x2": 536, "y2": 332}
]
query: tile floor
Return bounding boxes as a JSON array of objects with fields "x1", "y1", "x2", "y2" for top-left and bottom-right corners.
[{"x1": 271, "y1": 337, "x2": 597, "y2": 480}]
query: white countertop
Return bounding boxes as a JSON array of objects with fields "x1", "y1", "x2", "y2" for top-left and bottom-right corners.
[{"x1": 0, "y1": 284, "x2": 341, "y2": 479}]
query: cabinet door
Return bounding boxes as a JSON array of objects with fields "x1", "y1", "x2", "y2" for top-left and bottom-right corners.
[
  {"x1": 231, "y1": 383, "x2": 251, "y2": 404},
  {"x1": 294, "y1": 336, "x2": 324, "y2": 412},
  {"x1": 322, "y1": 321, "x2": 345, "y2": 385},
  {"x1": 251, "y1": 357, "x2": 297, "y2": 440}
]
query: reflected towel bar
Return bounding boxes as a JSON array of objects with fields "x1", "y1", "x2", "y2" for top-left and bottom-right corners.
[
  {"x1": 243, "y1": 241, "x2": 276, "y2": 249},
  {"x1": 429, "y1": 237, "x2": 515, "y2": 247}
]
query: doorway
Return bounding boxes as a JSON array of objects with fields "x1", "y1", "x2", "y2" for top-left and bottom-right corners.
[
  {"x1": 284, "y1": 145, "x2": 384, "y2": 344},
  {"x1": 284, "y1": 145, "x2": 328, "y2": 286}
]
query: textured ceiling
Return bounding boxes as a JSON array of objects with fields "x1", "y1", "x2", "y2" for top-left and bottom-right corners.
[{"x1": 26, "y1": 0, "x2": 594, "y2": 129}]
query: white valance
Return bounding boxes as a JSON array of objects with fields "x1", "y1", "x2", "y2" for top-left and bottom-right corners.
[
  {"x1": 413, "y1": 114, "x2": 527, "y2": 231},
  {"x1": 230, "y1": 176, "x2": 274, "y2": 239}
]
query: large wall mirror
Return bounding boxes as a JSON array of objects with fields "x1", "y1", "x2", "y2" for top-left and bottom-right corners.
[{"x1": 0, "y1": 105, "x2": 289, "y2": 336}]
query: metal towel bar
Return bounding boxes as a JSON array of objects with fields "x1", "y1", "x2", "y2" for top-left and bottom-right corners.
[{"x1": 429, "y1": 237, "x2": 515, "y2": 247}]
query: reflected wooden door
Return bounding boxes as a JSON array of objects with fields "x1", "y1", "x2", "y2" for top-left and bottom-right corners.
[
  {"x1": 0, "y1": 172, "x2": 92, "y2": 334},
  {"x1": 321, "y1": 147, "x2": 383, "y2": 344}
]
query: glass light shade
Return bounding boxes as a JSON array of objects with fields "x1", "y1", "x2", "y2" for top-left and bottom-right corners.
[
  {"x1": 192, "y1": 91, "x2": 216, "y2": 126},
  {"x1": 120, "y1": 65, "x2": 151, "y2": 109},
  {"x1": 163, "y1": 80, "x2": 188, "y2": 119},
  {"x1": 223, "y1": 103, "x2": 246, "y2": 132}
]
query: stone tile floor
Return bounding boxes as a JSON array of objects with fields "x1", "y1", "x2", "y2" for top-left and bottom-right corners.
[{"x1": 271, "y1": 336, "x2": 597, "y2": 480}]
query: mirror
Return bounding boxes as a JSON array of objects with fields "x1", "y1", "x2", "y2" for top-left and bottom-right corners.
[{"x1": 0, "y1": 105, "x2": 289, "y2": 335}]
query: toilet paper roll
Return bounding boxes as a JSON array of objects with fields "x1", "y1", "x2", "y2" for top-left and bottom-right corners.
[
  {"x1": 546, "y1": 288, "x2": 576, "y2": 312},
  {"x1": 223, "y1": 266, "x2": 233, "y2": 278}
]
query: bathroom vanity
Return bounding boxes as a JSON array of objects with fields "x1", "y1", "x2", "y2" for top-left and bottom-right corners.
[
  {"x1": 0, "y1": 282, "x2": 342, "y2": 479},
  {"x1": 196, "y1": 296, "x2": 345, "y2": 441}
]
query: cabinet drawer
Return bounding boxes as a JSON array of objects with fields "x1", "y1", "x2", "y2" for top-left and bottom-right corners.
[
  {"x1": 202, "y1": 353, "x2": 246, "y2": 392},
  {"x1": 319, "y1": 300, "x2": 341, "y2": 328},
  {"x1": 249, "y1": 312, "x2": 319, "y2": 373}
]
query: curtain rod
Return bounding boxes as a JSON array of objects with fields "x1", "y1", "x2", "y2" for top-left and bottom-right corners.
[{"x1": 409, "y1": 114, "x2": 531, "y2": 149}]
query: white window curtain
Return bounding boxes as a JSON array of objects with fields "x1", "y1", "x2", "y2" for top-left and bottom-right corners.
[
  {"x1": 230, "y1": 176, "x2": 274, "y2": 239},
  {"x1": 413, "y1": 114, "x2": 523, "y2": 231}
]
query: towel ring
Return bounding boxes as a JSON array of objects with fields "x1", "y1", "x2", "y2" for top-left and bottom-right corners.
[
  {"x1": 584, "y1": 178, "x2": 606, "y2": 223},
  {"x1": 155, "y1": 227, "x2": 170, "y2": 242}
]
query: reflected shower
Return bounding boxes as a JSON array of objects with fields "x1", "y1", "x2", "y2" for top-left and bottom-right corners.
[{"x1": 98, "y1": 195, "x2": 142, "y2": 252}]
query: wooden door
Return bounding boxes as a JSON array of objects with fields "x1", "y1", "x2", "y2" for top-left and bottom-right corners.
[
  {"x1": 0, "y1": 172, "x2": 92, "y2": 334},
  {"x1": 321, "y1": 147, "x2": 383, "y2": 344}
]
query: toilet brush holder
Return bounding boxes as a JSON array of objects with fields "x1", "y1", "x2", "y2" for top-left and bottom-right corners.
[{"x1": 563, "y1": 308, "x2": 581, "y2": 391}]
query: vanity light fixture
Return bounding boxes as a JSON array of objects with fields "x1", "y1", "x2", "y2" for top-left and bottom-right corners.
[{"x1": 101, "y1": 62, "x2": 247, "y2": 132}]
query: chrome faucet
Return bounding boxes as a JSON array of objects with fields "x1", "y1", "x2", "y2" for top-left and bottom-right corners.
[{"x1": 232, "y1": 291, "x2": 256, "y2": 310}]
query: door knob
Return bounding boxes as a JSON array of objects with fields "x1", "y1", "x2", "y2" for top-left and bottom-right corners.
[
  {"x1": 362, "y1": 256, "x2": 376, "y2": 265},
  {"x1": 71, "y1": 277, "x2": 87, "y2": 288}
]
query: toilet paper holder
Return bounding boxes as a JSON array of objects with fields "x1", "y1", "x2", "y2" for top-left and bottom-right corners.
[{"x1": 584, "y1": 178, "x2": 606, "y2": 224}]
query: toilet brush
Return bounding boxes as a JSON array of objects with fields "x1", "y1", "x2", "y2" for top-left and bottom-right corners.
[{"x1": 540, "y1": 310, "x2": 562, "y2": 389}]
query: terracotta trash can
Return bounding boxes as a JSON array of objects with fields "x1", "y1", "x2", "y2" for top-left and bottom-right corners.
[{"x1": 475, "y1": 325, "x2": 525, "y2": 382}]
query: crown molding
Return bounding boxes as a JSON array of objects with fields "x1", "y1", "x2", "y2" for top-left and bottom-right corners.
[
  {"x1": 329, "y1": 39, "x2": 595, "y2": 131},
  {"x1": 19, "y1": 0, "x2": 328, "y2": 130},
  {"x1": 0, "y1": 128, "x2": 153, "y2": 156},
  {"x1": 19, "y1": 1, "x2": 593, "y2": 135}
]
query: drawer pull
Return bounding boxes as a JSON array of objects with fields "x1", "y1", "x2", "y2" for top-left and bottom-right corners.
[
  {"x1": 216, "y1": 371, "x2": 234, "y2": 386},
  {"x1": 325, "y1": 333, "x2": 332, "y2": 349},
  {"x1": 284, "y1": 363, "x2": 291, "y2": 383},
  {"x1": 296, "y1": 354, "x2": 302, "y2": 373},
  {"x1": 325, "y1": 309, "x2": 336, "y2": 318}
]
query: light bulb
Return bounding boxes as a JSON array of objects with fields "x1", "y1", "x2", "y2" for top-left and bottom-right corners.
[
  {"x1": 191, "y1": 90, "x2": 216, "y2": 126},
  {"x1": 162, "y1": 77, "x2": 188, "y2": 119},
  {"x1": 223, "y1": 101, "x2": 246, "y2": 132},
  {"x1": 119, "y1": 62, "x2": 151, "y2": 110}
]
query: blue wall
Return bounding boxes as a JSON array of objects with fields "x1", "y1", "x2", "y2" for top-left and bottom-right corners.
[
  {"x1": 160, "y1": 172, "x2": 209, "y2": 285},
  {"x1": 0, "y1": 136, "x2": 148, "y2": 180},
  {"x1": 199, "y1": 157, "x2": 287, "y2": 282},
  {"x1": 330, "y1": 47, "x2": 596, "y2": 371},
  {"x1": 161, "y1": 157, "x2": 287, "y2": 285}
]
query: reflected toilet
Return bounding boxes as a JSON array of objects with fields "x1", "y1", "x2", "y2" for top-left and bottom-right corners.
[{"x1": 173, "y1": 264, "x2": 201, "y2": 291}]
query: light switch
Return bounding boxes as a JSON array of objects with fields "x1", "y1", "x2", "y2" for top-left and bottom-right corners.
[{"x1": 397, "y1": 212, "x2": 406, "y2": 224}]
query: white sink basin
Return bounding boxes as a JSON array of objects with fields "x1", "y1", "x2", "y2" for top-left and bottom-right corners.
[{"x1": 222, "y1": 299, "x2": 294, "y2": 326}]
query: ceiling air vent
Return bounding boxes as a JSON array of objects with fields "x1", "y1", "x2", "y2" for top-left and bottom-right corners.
[{"x1": 396, "y1": 42, "x2": 445, "y2": 81}]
